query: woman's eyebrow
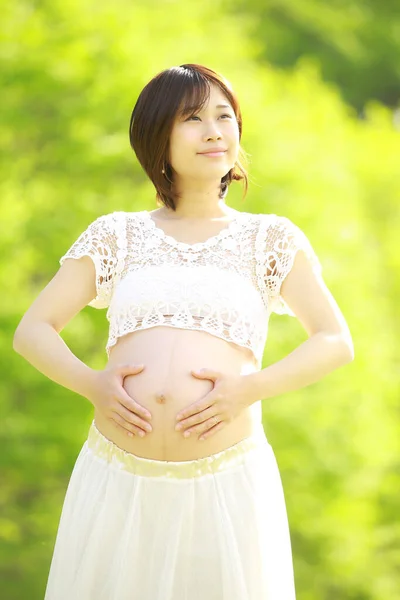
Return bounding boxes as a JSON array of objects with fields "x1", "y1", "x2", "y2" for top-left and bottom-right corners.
[
  {"x1": 196, "y1": 104, "x2": 232, "y2": 110},
  {"x1": 181, "y1": 103, "x2": 233, "y2": 116}
]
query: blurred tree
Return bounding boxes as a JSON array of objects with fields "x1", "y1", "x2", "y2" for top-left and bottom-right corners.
[
  {"x1": 225, "y1": 0, "x2": 400, "y2": 113},
  {"x1": 1, "y1": 0, "x2": 399, "y2": 598}
]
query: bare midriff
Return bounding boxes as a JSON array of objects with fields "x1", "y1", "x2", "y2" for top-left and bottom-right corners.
[{"x1": 94, "y1": 326, "x2": 262, "y2": 461}]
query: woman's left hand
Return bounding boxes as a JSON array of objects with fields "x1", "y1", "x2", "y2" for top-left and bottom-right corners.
[{"x1": 174, "y1": 368, "x2": 258, "y2": 441}]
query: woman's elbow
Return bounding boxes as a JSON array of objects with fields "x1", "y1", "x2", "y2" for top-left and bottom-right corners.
[
  {"x1": 336, "y1": 332, "x2": 355, "y2": 363},
  {"x1": 319, "y1": 330, "x2": 354, "y2": 364},
  {"x1": 13, "y1": 323, "x2": 27, "y2": 353}
]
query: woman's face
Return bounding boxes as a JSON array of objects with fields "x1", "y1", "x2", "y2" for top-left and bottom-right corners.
[{"x1": 167, "y1": 83, "x2": 240, "y2": 188}]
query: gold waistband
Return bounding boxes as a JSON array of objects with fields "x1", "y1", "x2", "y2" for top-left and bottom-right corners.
[{"x1": 86, "y1": 421, "x2": 268, "y2": 479}]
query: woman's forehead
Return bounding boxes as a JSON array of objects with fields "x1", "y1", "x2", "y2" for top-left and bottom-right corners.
[{"x1": 177, "y1": 83, "x2": 231, "y2": 116}]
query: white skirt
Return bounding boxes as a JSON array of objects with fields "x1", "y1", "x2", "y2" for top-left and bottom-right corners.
[{"x1": 44, "y1": 421, "x2": 296, "y2": 600}]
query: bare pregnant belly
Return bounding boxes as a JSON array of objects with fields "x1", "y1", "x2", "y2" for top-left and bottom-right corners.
[{"x1": 94, "y1": 327, "x2": 262, "y2": 461}]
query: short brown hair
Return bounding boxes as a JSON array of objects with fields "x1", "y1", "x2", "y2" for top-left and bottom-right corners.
[{"x1": 129, "y1": 64, "x2": 249, "y2": 211}]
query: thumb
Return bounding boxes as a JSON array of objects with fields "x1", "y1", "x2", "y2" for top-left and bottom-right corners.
[
  {"x1": 191, "y1": 368, "x2": 219, "y2": 381},
  {"x1": 118, "y1": 363, "x2": 145, "y2": 377}
]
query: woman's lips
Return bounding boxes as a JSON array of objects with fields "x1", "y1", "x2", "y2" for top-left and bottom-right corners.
[{"x1": 198, "y1": 151, "x2": 227, "y2": 157}]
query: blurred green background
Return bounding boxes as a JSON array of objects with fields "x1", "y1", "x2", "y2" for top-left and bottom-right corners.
[{"x1": 2, "y1": 0, "x2": 399, "y2": 598}]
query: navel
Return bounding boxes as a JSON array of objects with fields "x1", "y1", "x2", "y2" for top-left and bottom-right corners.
[{"x1": 155, "y1": 392, "x2": 167, "y2": 404}]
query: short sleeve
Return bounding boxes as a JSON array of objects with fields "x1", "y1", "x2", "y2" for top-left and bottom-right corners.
[
  {"x1": 263, "y1": 215, "x2": 323, "y2": 317},
  {"x1": 59, "y1": 213, "x2": 122, "y2": 309}
]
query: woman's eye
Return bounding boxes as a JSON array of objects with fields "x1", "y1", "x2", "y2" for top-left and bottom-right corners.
[{"x1": 187, "y1": 114, "x2": 232, "y2": 121}]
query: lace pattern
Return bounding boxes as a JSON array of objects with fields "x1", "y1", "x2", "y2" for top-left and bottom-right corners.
[
  {"x1": 256, "y1": 214, "x2": 322, "y2": 317},
  {"x1": 59, "y1": 212, "x2": 127, "y2": 308},
  {"x1": 59, "y1": 210, "x2": 322, "y2": 366}
]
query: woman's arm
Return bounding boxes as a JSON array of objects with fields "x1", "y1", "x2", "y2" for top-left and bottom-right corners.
[
  {"x1": 247, "y1": 249, "x2": 354, "y2": 401},
  {"x1": 13, "y1": 256, "x2": 99, "y2": 402}
]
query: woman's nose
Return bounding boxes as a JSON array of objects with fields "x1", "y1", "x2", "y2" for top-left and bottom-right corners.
[{"x1": 203, "y1": 129, "x2": 222, "y2": 142}]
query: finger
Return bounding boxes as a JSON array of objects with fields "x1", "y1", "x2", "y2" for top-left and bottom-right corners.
[
  {"x1": 111, "y1": 412, "x2": 147, "y2": 438},
  {"x1": 176, "y1": 396, "x2": 215, "y2": 422},
  {"x1": 185, "y1": 415, "x2": 221, "y2": 436},
  {"x1": 118, "y1": 404, "x2": 152, "y2": 433},
  {"x1": 191, "y1": 369, "x2": 219, "y2": 381},
  {"x1": 175, "y1": 406, "x2": 215, "y2": 431},
  {"x1": 118, "y1": 363, "x2": 145, "y2": 377},
  {"x1": 112, "y1": 419, "x2": 138, "y2": 439},
  {"x1": 119, "y1": 392, "x2": 152, "y2": 421},
  {"x1": 198, "y1": 420, "x2": 225, "y2": 441}
]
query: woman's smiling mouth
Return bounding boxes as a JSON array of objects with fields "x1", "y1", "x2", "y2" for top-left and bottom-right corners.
[{"x1": 198, "y1": 150, "x2": 227, "y2": 157}]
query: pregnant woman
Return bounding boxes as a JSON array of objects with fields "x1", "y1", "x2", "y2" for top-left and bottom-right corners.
[{"x1": 13, "y1": 64, "x2": 354, "y2": 599}]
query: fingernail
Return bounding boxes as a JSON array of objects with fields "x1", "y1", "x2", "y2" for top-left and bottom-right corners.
[
  {"x1": 183, "y1": 431, "x2": 191, "y2": 438},
  {"x1": 139, "y1": 431, "x2": 145, "y2": 437},
  {"x1": 175, "y1": 424, "x2": 182, "y2": 431}
]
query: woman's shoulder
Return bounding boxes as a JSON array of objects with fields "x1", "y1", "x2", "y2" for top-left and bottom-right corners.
[
  {"x1": 88, "y1": 210, "x2": 142, "y2": 231},
  {"x1": 254, "y1": 210, "x2": 286, "y2": 222},
  {"x1": 232, "y1": 209, "x2": 280, "y2": 226},
  {"x1": 245, "y1": 210, "x2": 288, "y2": 233}
]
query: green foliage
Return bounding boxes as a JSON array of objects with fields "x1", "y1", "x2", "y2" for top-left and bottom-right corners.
[
  {"x1": 1, "y1": 1, "x2": 399, "y2": 598},
  {"x1": 226, "y1": 0, "x2": 400, "y2": 112}
]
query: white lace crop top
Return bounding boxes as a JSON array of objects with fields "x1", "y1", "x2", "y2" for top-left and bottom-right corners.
[{"x1": 59, "y1": 210, "x2": 322, "y2": 368}]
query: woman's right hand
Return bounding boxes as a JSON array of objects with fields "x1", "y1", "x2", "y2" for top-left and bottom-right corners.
[{"x1": 87, "y1": 364, "x2": 152, "y2": 438}]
